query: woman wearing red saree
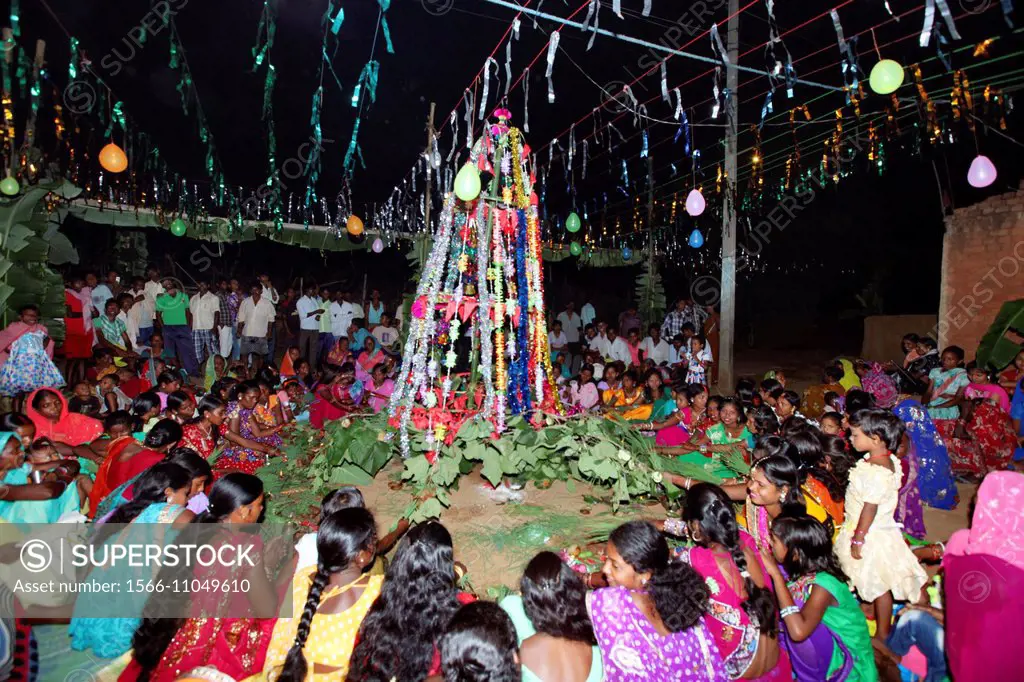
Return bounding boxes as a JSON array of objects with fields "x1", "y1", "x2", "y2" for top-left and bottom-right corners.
[
  {"x1": 104, "y1": 419, "x2": 183, "y2": 492},
  {"x1": 355, "y1": 335, "x2": 386, "y2": 383},
  {"x1": 64, "y1": 275, "x2": 95, "y2": 383},
  {"x1": 963, "y1": 363, "x2": 1018, "y2": 472},
  {"x1": 309, "y1": 363, "x2": 366, "y2": 429},
  {"x1": 121, "y1": 474, "x2": 281, "y2": 682},
  {"x1": 26, "y1": 388, "x2": 103, "y2": 448}
]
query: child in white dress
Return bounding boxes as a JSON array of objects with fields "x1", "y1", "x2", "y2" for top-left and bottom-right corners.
[{"x1": 837, "y1": 408, "x2": 928, "y2": 641}]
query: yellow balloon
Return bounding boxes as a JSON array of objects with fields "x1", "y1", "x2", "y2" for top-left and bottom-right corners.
[
  {"x1": 99, "y1": 143, "x2": 128, "y2": 173},
  {"x1": 346, "y1": 214, "x2": 364, "y2": 236}
]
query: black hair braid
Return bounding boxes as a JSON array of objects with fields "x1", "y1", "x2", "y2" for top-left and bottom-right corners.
[
  {"x1": 277, "y1": 566, "x2": 330, "y2": 682},
  {"x1": 684, "y1": 484, "x2": 778, "y2": 637}
]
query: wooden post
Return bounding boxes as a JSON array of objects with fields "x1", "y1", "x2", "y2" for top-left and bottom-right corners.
[
  {"x1": 423, "y1": 102, "x2": 436, "y2": 232},
  {"x1": 718, "y1": 0, "x2": 739, "y2": 393},
  {"x1": 644, "y1": 155, "x2": 655, "y2": 326}
]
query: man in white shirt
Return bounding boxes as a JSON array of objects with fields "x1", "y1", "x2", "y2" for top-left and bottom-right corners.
[
  {"x1": 259, "y1": 274, "x2": 280, "y2": 305},
  {"x1": 295, "y1": 283, "x2": 324, "y2": 366},
  {"x1": 236, "y1": 283, "x2": 276, "y2": 372},
  {"x1": 556, "y1": 302, "x2": 583, "y2": 372},
  {"x1": 548, "y1": 320, "x2": 569, "y2": 358},
  {"x1": 587, "y1": 321, "x2": 612, "y2": 358},
  {"x1": 668, "y1": 334, "x2": 687, "y2": 367},
  {"x1": 639, "y1": 324, "x2": 672, "y2": 366},
  {"x1": 87, "y1": 272, "x2": 113, "y2": 313},
  {"x1": 331, "y1": 291, "x2": 360, "y2": 347},
  {"x1": 128, "y1": 275, "x2": 154, "y2": 346},
  {"x1": 372, "y1": 313, "x2": 400, "y2": 353},
  {"x1": 116, "y1": 292, "x2": 142, "y2": 352},
  {"x1": 189, "y1": 280, "x2": 221, "y2": 368},
  {"x1": 580, "y1": 301, "x2": 596, "y2": 329},
  {"x1": 606, "y1": 327, "x2": 632, "y2": 365}
]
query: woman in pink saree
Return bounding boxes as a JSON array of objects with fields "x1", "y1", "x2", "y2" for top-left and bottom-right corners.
[{"x1": 943, "y1": 470, "x2": 1024, "y2": 682}]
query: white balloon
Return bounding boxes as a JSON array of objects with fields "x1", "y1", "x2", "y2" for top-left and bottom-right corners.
[{"x1": 372, "y1": 237, "x2": 384, "y2": 253}]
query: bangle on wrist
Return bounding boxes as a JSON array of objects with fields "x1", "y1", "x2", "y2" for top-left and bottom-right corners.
[
  {"x1": 780, "y1": 606, "x2": 800, "y2": 618},
  {"x1": 850, "y1": 539, "x2": 865, "y2": 546}
]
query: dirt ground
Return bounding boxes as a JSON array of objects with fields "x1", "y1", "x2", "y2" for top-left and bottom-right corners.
[
  {"x1": 360, "y1": 461, "x2": 975, "y2": 593},
  {"x1": 357, "y1": 348, "x2": 975, "y2": 592}
]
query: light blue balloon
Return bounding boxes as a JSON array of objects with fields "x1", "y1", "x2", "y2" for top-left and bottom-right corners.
[
  {"x1": 622, "y1": 246, "x2": 633, "y2": 261},
  {"x1": 688, "y1": 229, "x2": 704, "y2": 248}
]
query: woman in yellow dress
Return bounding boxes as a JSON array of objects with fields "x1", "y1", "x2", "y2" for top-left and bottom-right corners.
[
  {"x1": 264, "y1": 508, "x2": 381, "y2": 681},
  {"x1": 603, "y1": 369, "x2": 650, "y2": 420}
]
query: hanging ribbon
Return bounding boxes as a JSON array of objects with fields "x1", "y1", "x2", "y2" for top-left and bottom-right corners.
[
  {"x1": 1001, "y1": 0, "x2": 1015, "y2": 27},
  {"x1": 504, "y1": 19, "x2": 520, "y2": 96},
  {"x1": 711, "y1": 66, "x2": 723, "y2": 119},
  {"x1": 9, "y1": 0, "x2": 18, "y2": 38},
  {"x1": 252, "y1": 1, "x2": 276, "y2": 69},
  {"x1": 523, "y1": 68, "x2": 530, "y2": 131},
  {"x1": 759, "y1": 91, "x2": 773, "y2": 130},
  {"x1": 830, "y1": 9, "x2": 860, "y2": 99},
  {"x1": 352, "y1": 60, "x2": 380, "y2": 107},
  {"x1": 643, "y1": 0, "x2": 652, "y2": 15},
  {"x1": 545, "y1": 31, "x2": 560, "y2": 104},
  {"x1": 581, "y1": 0, "x2": 601, "y2": 50},
  {"x1": 447, "y1": 111, "x2": 458, "y2": 162},
  {"x1": 710, "y1": 24, "x2": 730, "y2": 63},
  {"x1": 920, "y1": 0, "x2": 961, "y2": 47},
  {"x1": 612, "y1": 0, "x2": 623, "y2": 19},
  {"x1": 640, "y1": 128, "x2": 649, "y2": 158},
  {"x1": 660, "y1": 62, "x2": 670, "y2": 104},
  {"x1": 377, "y1": 0, "x2": 396, "y2": 54},
  {"x1": 331, "y1": 6, "x2": 345, "y2": 34},
  {"x1": 464, "y1": 88, "x2": 474, "y2": 147},
  {"x1": 764, "y1": 0, "x2": 796, "y2": 98},
  {"x1": 582, "y1": 139, "x2": 589, "y2": 178},
  {"x1": 621, "y1": 84, "x2": 639, "y2": 117},
  {"x1": 911, "y1": 64, "x2": 941, "y2": 143},
  {"x1": 479, "y1": 57, "x2": 498, "y2": 119},
  {"x1": 568, "y1": 124, "x2": 576, "y2": 171},
  {"x1": 344, "y1": 117, "x2": 364, "y2": 173}
]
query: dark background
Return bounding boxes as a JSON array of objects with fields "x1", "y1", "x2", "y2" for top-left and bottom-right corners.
[{"x1": 18, "y1": 0, "x2": 1024, "y2": 350}]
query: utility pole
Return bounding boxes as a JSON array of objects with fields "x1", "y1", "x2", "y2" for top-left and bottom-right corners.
[
  {"x1": 719, "y1": 0, "x2": 739, "y2": 392},
  {"x1": 423, "y1": 102, "x2": 436, "y2": 232}
]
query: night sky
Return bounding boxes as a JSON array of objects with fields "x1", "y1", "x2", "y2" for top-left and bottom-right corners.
[{"x1": 20, "y1": 0, "x2": 1024, "y2": 347}]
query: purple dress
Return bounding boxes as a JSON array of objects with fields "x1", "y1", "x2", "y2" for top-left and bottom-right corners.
[{"x1": 586, "y1": 586, "x2": 728, "y2": 681}]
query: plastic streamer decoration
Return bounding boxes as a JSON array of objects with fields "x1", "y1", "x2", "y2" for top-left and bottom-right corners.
[{"x1": 389, "y1": 110, "x2": 558, "y2": 458}]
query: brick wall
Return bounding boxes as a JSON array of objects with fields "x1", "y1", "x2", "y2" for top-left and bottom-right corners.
[{"x1": 938, "y1": 181, "x2": 1024, "y2": 357}]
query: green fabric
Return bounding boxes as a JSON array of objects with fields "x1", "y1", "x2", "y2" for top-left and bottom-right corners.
[
  {"x1": 651, "y1": 395, "x2": 676, "y2": 422},
  {"x1": 318, "y1": 298, "x2": 332, "y2": 333},
  {"x1": 0, "y1": 463, "x2": 81, "y2": 523},
  {"x1": 155, "y1": 291, "x2": 188, "y2": 326},
  {"x1": 813, "y1": 572, "x2": 878, "y2": 682},
  {"x1": 705, "y1": 422, "x2": 752, "y2": 445},
  {"x1": 672, "y1": 450, "x2": 732, "y2": 482},
  {"x1": 498, "y1": 594, "x2": 603, "y2": 682}
]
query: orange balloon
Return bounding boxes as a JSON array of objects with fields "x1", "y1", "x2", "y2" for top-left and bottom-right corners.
[
  {"x1": 346, "y1": 214, "x2": 364, "y2": 236},
  {"x1": 99, "y1": 143, "x2": 128, "y2": 173}
]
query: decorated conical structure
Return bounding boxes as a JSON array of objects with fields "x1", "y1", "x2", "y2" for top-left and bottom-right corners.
[{"x1": 389, "y1": 110, "x2": 556, "y2": 456}]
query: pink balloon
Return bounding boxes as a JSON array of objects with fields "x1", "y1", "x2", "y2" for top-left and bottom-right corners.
[
  {"x1": 685, "y1": 189, "x2": 706, "y2": 217},
  {"x1": 371, "y1": 237, "x2": 384, "y2": 253},
  {"x1": 967, "y1": 155, "x2": 997, "y2": 188}
]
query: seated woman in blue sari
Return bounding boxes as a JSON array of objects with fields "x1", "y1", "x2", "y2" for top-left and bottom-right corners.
[
  {"x1": 894, "y1": 397, "x2": 958, "y2": 510},
  {"x1": 0, "y1": 431, "x2": 83, "y2": 523},
  {"x1": 69, "y1": 462, "x2": 194, "y2": 660},
  {"x1": 1011, "y1": 377, "x2": 1024, "y2": 465}
]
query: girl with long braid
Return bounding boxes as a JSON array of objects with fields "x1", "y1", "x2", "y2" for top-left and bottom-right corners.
[
  {"x1": 263, "y1": 508, "x2": 379, "y2": 681},
  {"x1": 675, "y1": 483, "x2": 791, "y2": 680}
]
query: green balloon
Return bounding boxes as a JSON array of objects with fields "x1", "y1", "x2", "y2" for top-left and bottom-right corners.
[
  {"x1": 0, "y1": 176, "x2": 19, "y2": 197},
  {"x1": 170, "y1": 218, "x2": 189, "y2": 237},
  {"x1": 869, "y1": 59, "x2": 904, "y2": 95},
  {"x1": 569, "y1": 241, "x2": 582, "y2": 256},
  {"x1": 566, "y1": 212, "x2": 581, "y2": 233},
  {"x1": 454, "y1": 163, "x2": 482, "y2": 202}
]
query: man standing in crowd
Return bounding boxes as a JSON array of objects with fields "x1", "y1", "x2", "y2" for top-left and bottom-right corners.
[
  {"x1": 296, "y1": 283, "x2": 323, "y2": 366},
  {"x1": 105, "y1": 270, "x2": 123, "y2": 298},
  {"x1": 317, "y1": 286, "x2": 334, "y2": 367},
  {"x1": 156, "y1": 278, "x2": 197, "y2": 375},
  {"x1": 216, "y1": 278, "x2": 239, "y2": 360},
  {"x1": 128, "y1": 276, "x2": 154, "y2": 346},
  {"x1": 580, "y1": 300, "x2": 596, "y2": 330},
  {"x1": 189, "y1": 281, "x2": 221, "y2": 369},
  {"x1": 661, "y1": 299, "x2": 690, "y2": 341},
  {"x1": 607, "y1": 326, "x2": 631, "y2": 366},
  {"x1": 87, "y1": 271, "x2": 114, "y2": 315},
  {"x1": 556, "y1": 302, "x2": 583, "y2": 372},
  {"x1": 237, "y1": 283, "x2": 276, "y2": 373},
  {"x1": 618, "y1": 305, "x2": 641, "y2": 338}
]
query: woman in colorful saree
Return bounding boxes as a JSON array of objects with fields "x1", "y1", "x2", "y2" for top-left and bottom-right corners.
[
  {"x1": 26, "y1": 387, "x2": 103, "y2": 448},
  {"x1": 586, "y1": 520, "x2": 728, "y2": 681},
  {"x1": 658, "y1": 398, "x2": 752, "y2": 484},
  {"x1": 923, "y1": 346, "x2": 977, "y2": 475},
  {"x1": 0, "y1": 430, "x2": 82, "y2": 523},
  {"x1": 309, "y1": 363, "x2": 366, "y2": 429},
  {"x1": 892, "y1": 398, "x2": 957, "y2": 511},
  {"x1": 761, "y1": 514, "x2": 877, "y2": 682},
  {"x1": 69, "y1": 462, "x2": 193, "y2": 660},
  {"x1": 216, "y1": 381, "x2": 281, "y2": 474},
  {"x1": 943, "y1": 470, "x2": 1024, "y2": 682},
  {"x1": 121, "y1": 474, "x2": 277, "y2": 682},
  {"x1": 962, "y1": 362, "x2": 1018, "y2": 472},
  {"x1": 673, "y1": 484, "x2": 791, "y2": 680}
]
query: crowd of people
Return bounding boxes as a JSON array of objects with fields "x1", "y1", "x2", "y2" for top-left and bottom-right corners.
[{"x1": 0, "y1": 274, "x2": 1019, "y2": 682}]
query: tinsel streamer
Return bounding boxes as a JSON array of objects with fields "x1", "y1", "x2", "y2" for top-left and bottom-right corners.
[
  {"x1": 581, "y1": 0, "x2": 601, "y2": 50},
  {"x1": 169, "y1": 35, "x2": 179, "y2": 69},
  {"x1": 545, "y1": 31, "x2": 560, "y2": 104},
  {"x1": 635, "y1": 103, "x2": 647, "y2": 130},
  {"x1": 523, "y1": 68, "x2": 530, "y2": 132},
  {"x1": 508, "y1": 207, "x2": 532, "y2": 415},
  {"x1": 582, "y1": 139, "x2": 588, "y2": 178},
  {"x1": 831, "y1": 111, "x2": 842, "y2": 183},
  {"x1": 934, "y1": 31, "x2": 952, "y2": 71},
  {"x1": 677, "y1": 107, "x2": 692, "y2": 157},
  {"x1": 643, "y1": 0, "x2": 652, "y2": 15},
  {"x1": 759, "y1": 91, "x2": 773, "y2": 130},
  {"x1": 504, "y1": 21, "x2": 519, "y2": 96},
  {"x1": 331, "y1": 6, "x2": 345, "y2": 34},
  {"x1": 911, "y1": 65, "x2": 940, "y2": 143},
  {"x1": 464, "y1": 89, "x2": 474, "y2": 148},
  {"x1": 68, "y1": 37, "x2": 79, "y2": 80},
  {"x1": 1001, "y1": 0, "x2": 1014, "y2": 28},
  {"x1": 352, "y1": 61, "x2": 380, "y2": 107},
  {"x1": 252, "y1": 1, "x2": 276, "y2": 69},
  {"x1": 660, "y1": 62, "x2": 670, "y2": 104},
  {"x1": 712, "y1": 66, "x2": 723, "y2": 119},
  {"x1": 620, "y1": 85, "x2": 639, "y2": 119},
  {"x1": 640, "y1": 129, "x2": 649, "y2": 158},
  {"x1": 447, "y1": 111, "x2": 458, "y2": 162},
  {"x1": 22, "y1": 40, "x2": 41, "y2": 149},
  {"x1": 475, "y1": 198, "x2": 496, "y2": 419},
  {"x1": 920, "y1": 0, "x2": 961, "y2": 47},
  {"x1": 9, "y1": 0, "x2": 18, "y2": 38},
  {"x1": 377, "y1": 0, "x2": 396, "y2": 54},
  {"x1": 15, "y1": 50, "x2": 26, "y2": 99},
  {"x1": 479, "y1": 57, "x2": 498, "y2": 120},
  {"x1": 304, "y1": 86, "x2": 323, "y2": 222},
  {"x1": 710, "y1": 24, "x2": 730, "y2": 63},
  {"x1": 568, "y1": 124, "x2": 576, "y2": 172},
  {"x1": 104, "y1": 101, "x2": 126, "y2": 139},
  {"x1": 612, "y1": 0, "x2": 623, "y2": 19},
  {"x1": 764, "y1": 0, "x2": 795, "y2": 98},
  {"x1": 983, "y1": 86, "x2": 1008, "y2": 129},
  {"x1": 830, "y1": 9, "x2": 859, "y2": 100},
  {"x1": 344, "y1": 117, "x2": 365, "y2": 172}
]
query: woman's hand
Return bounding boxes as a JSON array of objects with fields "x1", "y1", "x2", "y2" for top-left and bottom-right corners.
[
  {"x1": 759, "y1": 545, "x2": 783, "y2": 580},
  {"x1": 851, "y1": 542, "x2": 863, "y2": 560}
]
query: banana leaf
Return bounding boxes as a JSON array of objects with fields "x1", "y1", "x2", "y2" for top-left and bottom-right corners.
[{"x1": 976, "y1": 299, "x2": 1024, "y2": 371}]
